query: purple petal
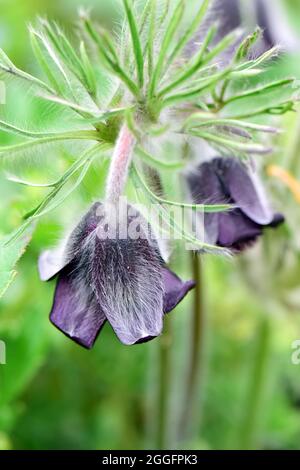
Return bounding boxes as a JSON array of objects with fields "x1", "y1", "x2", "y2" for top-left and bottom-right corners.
[
  {"x1": 269, "y1": 213, "x2": 285, "y2": 228},
  {"x1": 218, "y1": 210, "x2": 262, "y2": 248},
  {"x1": 186, "y1": 162, "x2": 226, "y2": 244},
  {"x1": 162, "y1": 268, "x2": 195, "y2": 314},
  {"x1": 255, "y1": 0, "x2": 299, "y2": 54},
  {"x1": 39, "y1": 202, "x2": 102, "y2": 282},
  {"x1": 86, "y1": 206, "x2": 165, "y2": 345},
  {"x1": 50, "y1": 265, "x2": 106, "y2": 349},
  {"x1": 215, "y1": 158, "x2": 273, "y2": 225},
  {"x1": 188, "y1": 0, "x2": 243, "y2": 65},
  {"x1": 65, "y1": 202, "x2": 102, "y2": 257},
  {"x1": 38, "y1": 246, "x2": 67, "y2": 282}
]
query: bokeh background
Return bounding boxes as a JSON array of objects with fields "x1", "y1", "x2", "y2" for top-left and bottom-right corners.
[{"x1": 1, "y1": 0, "x2": 300, "y2": 450}]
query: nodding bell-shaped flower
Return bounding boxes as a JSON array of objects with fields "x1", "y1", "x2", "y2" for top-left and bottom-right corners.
[
  {"x1": 38, "y1": 202, "x2": 195, "y2": 348},
  {"x1": 187, "y1": 157, "x2": 284, "y2": 251}
]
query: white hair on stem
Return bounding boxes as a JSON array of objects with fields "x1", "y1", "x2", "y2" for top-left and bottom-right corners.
[{"x1": 105, "y1": 124, "x2": 136, "y2": 204}]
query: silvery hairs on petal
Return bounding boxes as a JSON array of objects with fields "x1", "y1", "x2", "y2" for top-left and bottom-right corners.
[
  {"x1": 38, "y1": 202, "x2": 102, "y2": 281},
  {"x1": 79, "y1": 202, "x2": 165, "y2": 345}
]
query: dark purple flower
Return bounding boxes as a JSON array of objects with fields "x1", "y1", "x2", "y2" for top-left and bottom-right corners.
[
  {"x1": 190, "y1": 0, "x2": 298, "y2": 63},
  {"x1": 187, "y1": 157, "x2": 284, "y2": 251},
  {"x1": 39, "y1": 202, "x2": 195, "y2": 348}
]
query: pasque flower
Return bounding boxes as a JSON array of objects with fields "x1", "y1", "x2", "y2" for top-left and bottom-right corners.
[
  {"x1": 0, "y1": 2, "x2": 295, "y2": 347},
  {"x1": 39, "y1": 202, "x2": 195, "y2": 348},
  {"x1": 187, "y1": 157, "x2": 284, "y2": 250}
]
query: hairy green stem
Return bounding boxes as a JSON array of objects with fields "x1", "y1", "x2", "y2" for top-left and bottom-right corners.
[{"x1": 106, "y1": 124, "x2": 136, "y2": 204}]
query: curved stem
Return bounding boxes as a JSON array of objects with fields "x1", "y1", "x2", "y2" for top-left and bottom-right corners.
[
  {"x1": 106, "y1": 124, "x2": 136, "y2": 204},
  {"x1": 156, "y1": 316, "x2": 172, "y2": 450},
  {"x1": 178, "y1": 254, "x2": 205, "y2": 443}
]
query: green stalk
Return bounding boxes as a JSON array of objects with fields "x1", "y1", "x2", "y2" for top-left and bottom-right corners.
[
  {"x1": 156, "y1": 316, "x2": 173, "y2": 450},
  {"x1": 238, "y1": 316, "x2": 272, "y2": 450},
  {"x1": 178, "y1": 254, "x2": 205, "y2": 443}
]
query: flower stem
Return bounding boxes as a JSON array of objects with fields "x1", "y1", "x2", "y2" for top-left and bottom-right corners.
[
  {"x1": 156, "y1": 316, "x2": 172, "y2": 450},
  {"x1": 238, "y1": 315, "x2": 272, "y2": 450},
  {"x1": 178, "y1": 253, "x2": 205, "y2": 443},
  {"x1": 105, "y1": 123, "x2": 136, "y2": 204}
]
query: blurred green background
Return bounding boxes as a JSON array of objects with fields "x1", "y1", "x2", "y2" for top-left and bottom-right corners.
[{"x1": 1, "y1": 0, "x2": 300, "y2": 450}]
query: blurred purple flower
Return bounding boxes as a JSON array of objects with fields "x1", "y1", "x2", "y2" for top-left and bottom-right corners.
[
  {"x1": 190, "y1": 0, "x2": 299, "y2": 63},
  {"x1": 39, "y1": 203, "x2": 195, "y2": 348},
  {"x1": 187, "y1": 157, "x2": 284, "y2": 251}
]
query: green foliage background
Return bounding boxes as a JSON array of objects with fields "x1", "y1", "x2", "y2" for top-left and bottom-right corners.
[{"x1": 1, "y1": 0, "x2": 300, "y2": 450}]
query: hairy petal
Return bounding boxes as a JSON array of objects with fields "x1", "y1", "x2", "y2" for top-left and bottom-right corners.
[
  {"x1": 186, "y1": 162, "x2": 226, "y2": 244},
  {"x1": 65, "y1": 202, "x2": 102, "y2": 259},
  {"x1": 218, "y1": 210, "x2": 262, "y2": 248},
  {"x1": 89, "y1": 235, "x2": 164, "y2": 345},
  {"x1": 39, "y1": 202, "x2": 102, "y2": 282},
  {"x1": 214, "y1": 157, "x2": 273, "y2": 225},
  {"x1": 71, "y1": 203, "x2": 165, "y2": 346}
]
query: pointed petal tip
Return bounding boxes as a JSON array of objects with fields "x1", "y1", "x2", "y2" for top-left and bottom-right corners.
[
  {"x1": 113, "y1": 322, "x2": 164, "y2": 346},
  {"x1": 50, "y1": 314, "x2": 99, "y2": 349},
  {"x1": 269, "y1": 213, "x2": 285, "y2": 228},
  {"x1": 38, "y1": 249, "x2": 66, "y2": 282},
  {"x1": 163, "y1": 267, "x2": 196, "y2": 314}
]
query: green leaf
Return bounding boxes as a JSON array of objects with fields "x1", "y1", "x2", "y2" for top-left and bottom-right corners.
[
  {"x1": 235, "y1": 27, "x2": 261, "y2": 62},
  {"x1": 184, "y1": 114, "x2": 279, "y2": 134},
  {"x1": 0, "y1": 130, "x2": 100, "y2": 160},
  {"x1": 29, "y1": 27, "x2": 73, "y2": 95},
  {"x1": 236, "y1": 46, "x2": 280, "y2": 72},
  {"x1": 190, "y1": 130, "x2": 272, "y2": 155},
  {"x1": 136, "y1": 146, "x2": 184, "y2": 170},
  {"x1": 223, "y1": 79, "x2": 294, "y2": 106},
  {"x1": 6, "y1": 143, "x2": 111, "y2": 245},
  {"x1": 158, "y1": 24, "x2": 216, "y2": 97},
  {"x1": 162, "y1": 69, "x2": 231, "y2": 106},
  {"x1": 0, "y1": 225, "x2": 35, "y2": 299},
  {"x1": 228, "y1": 101, "x2": 295, "y2": 120},
  {"x1": 23, "y1": 144, "x2": 110, "y2": 221},
  {"x1": 147, "y1": 0, "x2": 157, "y2": 78},
  {"x1": 0, "y1": 47, "x2": 54, "y2": 94},
  {"x1": 132, "y1": 165, "x2": 234, "y2": 213},
  {"x1": 149, "y1": 0, "x2": 185, "y2": 97},
  {"x1": 166, "y1": 0, "x2": 210, "y2": 69},
  {"x1": 30, "y1": 29, "x2": 64, "y2": 95},
  {"x1": 79, "y1": 41, "x2": 97, "y2": 97},
  {"x1": 83, "y1": 17, "x2": 140, "y2": 97},
  {"x1": 123, "y1": 0, "x2": 144, "y2": 87}
]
